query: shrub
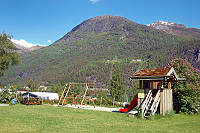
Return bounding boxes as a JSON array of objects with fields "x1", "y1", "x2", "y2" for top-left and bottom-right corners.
[
  {"x1": 167, "y1": 58, "x2": 200, "y2": 114},
  {"x1": 0, "y1": 86, "x2": 17, "y2": 104},
  {"x1": 173, "y1": 83, "x2": 200, "y2": 114},
  {"x1": 42, "y1": 100, "x2": 58, "y2": 105},
  {"x1": 0, "y1": 89, "x2": 12, "y2": 103},
  {"x1": 94, "y1": 99, "x2": 100, "y2": 105}
]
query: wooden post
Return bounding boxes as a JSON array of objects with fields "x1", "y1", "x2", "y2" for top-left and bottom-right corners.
[
  {"x1": 28, "y1": 93, "x2": 29, "y2": 102},
  {"x1": 150, "y1": 81, "x2": 153, "y2": 88},
  {"x1": 58, "y1": 84, "x2": 68, "y2": 106},
  {"x1": 160, "y1": 88, "x2": 163, "y2": 114},
  {"x1": 62, "y1": 84, "x2": 70, "y2": 106},
  {"x1": 80, "y1": 85, "x2": 88, "y2": 107},
  {"x1": 100, "y1": 97, "x2": 102, "y2": 106},
  {"x1": 69, "y1": 84, "x2": 74, "y2": 105},
  {"x1": 168, "y1": 81, "x2": 171, "y2": 89},
  {"x1": 138, "y1": 81, "x2": 143, "y2": 108},
  {"x1": 170, "y1": 89, "x2": 173, "y2": 111},
  {"x1": 68, "y1": 85, "x2": 72, "y2": 105},
  {"x1": 139, "y1": 80, "x2": 142, "y2": 89},
  {"x1": 113, "y1": 97, "x2": 115, "y2": 107},
  {"x1": 64, "y1": 99, "x2": 66, "y2": 105},
  {"x1": 161, "y1": 81, "x2": 163, "y2": 88},
  {"x1": 87, "y1": 84, "x2": 95, "y2": 108}
]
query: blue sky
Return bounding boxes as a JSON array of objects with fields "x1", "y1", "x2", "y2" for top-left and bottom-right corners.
[{"x1": 0, "y1": 0, "x2": 199, "y2": 46}]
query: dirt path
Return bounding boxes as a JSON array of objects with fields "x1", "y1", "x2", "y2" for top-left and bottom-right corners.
[
  {"x1": 0, "y1": 104, "x2": 9, "y2": 106},
  {"x1": 59, "y1": 104, "x2": 122, "y2": 112}
]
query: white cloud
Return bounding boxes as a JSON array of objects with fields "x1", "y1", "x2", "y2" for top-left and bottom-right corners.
[
  {"x1": 48, "y1": 40, "x2": 51, "y2": 43},
  {"x1": 11, "y1": 39, "x2": 44, "y2": 48},
  {"x1": 89, "y1": 0, "x2": 100, "y2": 4}
]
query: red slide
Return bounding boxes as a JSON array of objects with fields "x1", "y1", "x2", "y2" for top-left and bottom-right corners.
[{"x1": 119, "y1": 94, "x2": 138, "y2": 113}]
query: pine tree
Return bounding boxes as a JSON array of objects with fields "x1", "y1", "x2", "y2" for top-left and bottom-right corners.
[
  {"x1": 109, "y1": 68, "x2": 125, "y2": 101},
  {"x1": 0, "y1": 32, "x2": 19, "y2": 76}
]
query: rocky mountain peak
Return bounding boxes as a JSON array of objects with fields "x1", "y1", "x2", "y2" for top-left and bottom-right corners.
[
  {"x1": 147, "y1": 21, "x2": 200, "y2": 39},
  {"x1": 11, "y1": 39, "x2": 46, "y2": 54},
  {"x1": 147, "y1": 21, "x2": 187, "y2": 30}
]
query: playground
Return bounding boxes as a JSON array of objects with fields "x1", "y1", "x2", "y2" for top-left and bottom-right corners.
[
  {"x1": 2, "y1": 67, "x2": 191, "y2": 119},
  {"x1": 0, "y1": 67, "x2": 199, "y2": 132},
  {"x1": 57, "y1": 67, "x2": 185, "y2": 118}
]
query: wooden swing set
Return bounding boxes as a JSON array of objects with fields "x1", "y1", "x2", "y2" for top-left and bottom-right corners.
[{"x1": 58, "y1": 83, "x2": 95, "y2": 108}]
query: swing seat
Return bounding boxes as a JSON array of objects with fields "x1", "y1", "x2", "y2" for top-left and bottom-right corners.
[{"x1": 73, "y1": 102, "x2": 77, "y2": 104}]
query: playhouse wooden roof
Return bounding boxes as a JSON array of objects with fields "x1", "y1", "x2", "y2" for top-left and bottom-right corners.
[
  {"x1": 132, "y1": 67, "x2": 171, "y2": 77},
  {"x1": 130, "y1": 67, "x2": 184, "y2": 81}
]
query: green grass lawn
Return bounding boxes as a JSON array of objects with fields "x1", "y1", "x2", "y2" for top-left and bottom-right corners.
[{"x1": 0, "y1": 104, "x2": 200, "y2": 133}]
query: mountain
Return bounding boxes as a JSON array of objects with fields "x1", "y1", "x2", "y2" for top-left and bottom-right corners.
[
  {"x1": 147, "y1": 21, "x2": 200, "y2": 39},
  {"x1": 1, "y1": 15, "x2": 199, "y2": 87},
  {"x1": 11, "y1": 39, "x2": 46, "y2": 54}
]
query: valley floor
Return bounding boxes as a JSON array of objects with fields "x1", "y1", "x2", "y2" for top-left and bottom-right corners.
[{"x1": 0, "y1": 104, "x2": 199, "y2": 133}]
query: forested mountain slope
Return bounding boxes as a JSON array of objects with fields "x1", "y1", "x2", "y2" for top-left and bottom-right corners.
[{"x1": 1, "y1": 15, "x2": 199, "y2": 87}]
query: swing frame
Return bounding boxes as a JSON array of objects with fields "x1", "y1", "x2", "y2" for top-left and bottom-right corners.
[{"x1": 58, "y1": 83, "x2": 95, "y2": 108}]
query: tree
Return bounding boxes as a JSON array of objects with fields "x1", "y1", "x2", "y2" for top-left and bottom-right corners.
[
  {"x1": 109, "y1": 68, "x2": 126, "y2": 101},
  {"x1": 97, "y1": 90, "x2": 107, "y2": 99},
  {"x1": 54, "y1": 83, "x2": 63, "y2": 95},
  {"x1": 28, "y1": 80, "x2": 38, "y2": 92},
  {"x1": 0, "y1": 32, "x2": 20, "y2": 76},
  {"x1": 167, "y1": 58, "x2": 200, "y2": 114}
]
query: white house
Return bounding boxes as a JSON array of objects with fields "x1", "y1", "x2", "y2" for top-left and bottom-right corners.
[
  {"x1": 22, "y1": 92, "x2": 59, "y2": 100},
  {"x1": 132, "y1": 59, "x2": 142, "y2": 62}
]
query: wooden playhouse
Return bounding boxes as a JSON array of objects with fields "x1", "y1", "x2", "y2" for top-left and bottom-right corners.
[{"x1": 130, "y1": 67, "x2": 185, "y2": 117}]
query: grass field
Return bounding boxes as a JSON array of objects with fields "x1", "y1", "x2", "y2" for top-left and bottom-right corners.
[{"x1": 0, "y1": 104, "x2": 200, "y2": 133}]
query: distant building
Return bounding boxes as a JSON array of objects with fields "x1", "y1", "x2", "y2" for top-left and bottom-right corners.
[
  {"x1": 132, "y1": 59, "x2": 142, "y2": 62},
  {"x1": 17, "y1": 89, "x2": 29, "y2": 94},
  {"x1": 39, "y1": 86, "x2": 48, "y2": 90},
  {"x1": 22, "y1": 92, "x2": 59, "y2": 100},
  {"x1": 24, "y1": 86, "x2": 29, "y2": 89}
]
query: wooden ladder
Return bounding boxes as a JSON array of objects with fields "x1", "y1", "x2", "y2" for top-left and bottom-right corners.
[
  {"x1": 140, "y1": 88, "x2": 161, "y2": 118},
  {"x1": 150, "y1": 89, "x2": 161, "y2": 115},
  {"x1": 140, "y1": 89, "x2": 152, "y2": 118}
]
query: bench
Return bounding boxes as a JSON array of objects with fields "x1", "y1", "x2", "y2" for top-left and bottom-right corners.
[{"x1": 23, "y1": 98, "x2": 42, "y2": 105}]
